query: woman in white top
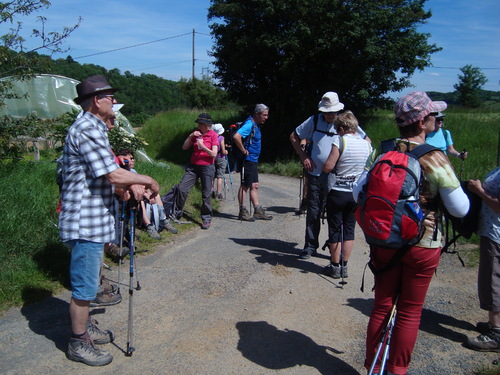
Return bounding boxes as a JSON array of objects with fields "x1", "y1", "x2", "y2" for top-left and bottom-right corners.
[{"x1": 322, "y1": 111, "x2": 372, "y2": 279}]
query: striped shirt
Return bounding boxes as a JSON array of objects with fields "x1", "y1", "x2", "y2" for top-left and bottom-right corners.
[
  {"x1": 58, "y1": 111, "x2": 119, "y2": 243},
  {"x1": 329, "y1": 133, "x2": 372, "y2": 192}
]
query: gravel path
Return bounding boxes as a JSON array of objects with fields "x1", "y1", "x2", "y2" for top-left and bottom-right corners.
[{"x1": 0, "y1": 174, "x2": 497, "y2": 374}]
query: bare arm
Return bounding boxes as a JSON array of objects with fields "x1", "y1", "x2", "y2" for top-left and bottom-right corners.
[
  {"x1": 447, "y1": 145, "x2": 468, "y2": 159},
  {"x1": 323, "y1": 145, "x2": 340, "y2": 173},
  {"x1": 289, "y1": 131, "x2": 315, "y2": 172},
  {"x1": 106, "y1": 168, "x2": 159, "y2": 200},
  {"x1": 233, "y1": 133, "x2": 249, "y2": 158},
  {"x1": 221, "y1": 139, "x2": 228, "y2": 155},
  {"x1": 182, "y1": 130, "x2": 201, "y2": 150},
  {"x1": 195, "y1": 137, "x2": 217, "y2": 158},
  {"x1": 469, "y1": 179, "x2": 500, "y2": 213}
]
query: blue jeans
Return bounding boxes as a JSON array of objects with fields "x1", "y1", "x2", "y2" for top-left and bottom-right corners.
[
  {"x1": 66, "y1": 240, "x2": 104, "y2": 301},
  {"x1": 177, "y1": 163, "x2": 215, "y2": 222},
  {"x1": 304, "y1": 174, "x2": 326, "y2": 252}
]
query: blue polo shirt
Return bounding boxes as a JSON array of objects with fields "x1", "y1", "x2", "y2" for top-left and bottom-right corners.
[{"x1": 237, "y1": 116, "x2": 262, "y2": 163}]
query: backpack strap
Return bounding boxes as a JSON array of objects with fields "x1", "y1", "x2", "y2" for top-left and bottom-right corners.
[
  {"x1": 313, "y1": 113, "x2": 336, "y2": 136},
  {"x1": 409, "y1": 143, "x2": 440, "y2": 159}
]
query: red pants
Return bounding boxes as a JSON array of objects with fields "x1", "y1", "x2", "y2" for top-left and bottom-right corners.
[{"x1": 364, "y1": 246, "x2": 441, "y2": 375}]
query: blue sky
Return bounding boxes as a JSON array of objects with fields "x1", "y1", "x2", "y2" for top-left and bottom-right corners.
[{"x1": 11, "y1": 0, "x2": 500, "y2": 97}]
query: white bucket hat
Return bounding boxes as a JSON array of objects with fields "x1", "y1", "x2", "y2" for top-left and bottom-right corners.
[
  {"x1": 212, "y1": 123, "x2": 225, "y2": 135},
  {"x1": 318, "y1": 92, "x2": 344, "y2": 112}
]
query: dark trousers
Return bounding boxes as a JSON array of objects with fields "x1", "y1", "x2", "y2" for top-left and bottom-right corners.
[
  {"x1": 176, "y1": 164, "x2": 215, "y2": 222},
  {"x1": 304, "y1": 174, "x2": 326, "y2": 251}
]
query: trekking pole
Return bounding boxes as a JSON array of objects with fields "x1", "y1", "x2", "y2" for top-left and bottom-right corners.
[
  {"x1": 339, "y1": 220, "x2": 347, "y2": 287},
  {"x1": 126, "y1": 198, "x2": 138, "y2": 357},
  {"x1": 298, "y1": 169, "x2": 303, "y2": 211},
  {"x1": 226, "y1": 155, "x2": 235, "y2": 200},
  {"x1": 368, "y1": 293, "x2": 399, "y2": 375},
  {"x1": 117, "y1": 199, "x2": 126, "y2": 294},
  {"x1": 118, "y1": 159, "x2": 130, "y2": 294},
  {"x1": 459, "y1": 148, "x2": 467, "y2": 181}
]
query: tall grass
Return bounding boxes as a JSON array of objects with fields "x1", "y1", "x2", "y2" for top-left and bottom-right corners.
[
  {"x1": 0, "y1": 161, "x2": 65, "y2": 310},
  {"x1": 0, "y1": 159, "x2": 193, "y2": 311},
  {"x1": 362, "y1": 109, "x2": 500, "y2": 181},
  {"x1": 139, "y1": 108, "x2": 242, "y2": 164}
]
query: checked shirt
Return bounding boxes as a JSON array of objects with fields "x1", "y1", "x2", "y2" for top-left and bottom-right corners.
[{"x1": 58, "y1": 111, "x2": 119, "y2": 243}]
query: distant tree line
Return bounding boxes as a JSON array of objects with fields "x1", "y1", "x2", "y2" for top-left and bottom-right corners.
[{"x1": 1, "y1": 50, "x2": 229, "y2": 126}]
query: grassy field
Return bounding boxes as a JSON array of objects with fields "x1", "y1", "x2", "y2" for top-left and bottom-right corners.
[{"x1": 1, "y1": 107, "x2": 498, "y2": 312}]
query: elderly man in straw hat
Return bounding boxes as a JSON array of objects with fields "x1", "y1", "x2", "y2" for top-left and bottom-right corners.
[
  {"x1": 60, "y1": 75, "x2": 160, "y2": 366},
  {"x1": 290, "y1": 92, "x2": 369, "y2": 260}
]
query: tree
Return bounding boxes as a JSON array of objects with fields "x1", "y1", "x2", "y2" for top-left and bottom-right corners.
[
  {"x1": 208, "y1": 0, "x2": 441, "y2": 157},
  {"x1": 453, "y1": 65, "x2": 487, "y2": 108},
  {"x1": 178, "y1": 77, "x2": 228, "y2": 109},
  {"x1": 0, "y1": 1, "x2": 81, "y2": 107}
]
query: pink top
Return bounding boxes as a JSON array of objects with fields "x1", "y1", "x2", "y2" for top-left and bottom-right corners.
[{"x1": 190, "y1": 129, "x2": 218, "y2": 165}]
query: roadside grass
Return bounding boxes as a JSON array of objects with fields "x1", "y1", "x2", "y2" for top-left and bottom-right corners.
[{"x1": 0, "y1": 158, "x2": 203, "y2": 312}]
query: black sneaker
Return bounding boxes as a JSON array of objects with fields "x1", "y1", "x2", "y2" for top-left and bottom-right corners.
[
  {"x1": 477, "y1": 321, "x2": 494, "y2": 334},
  {"x1": 67, "y1": 337, "x2": 113, "y2": 366}
]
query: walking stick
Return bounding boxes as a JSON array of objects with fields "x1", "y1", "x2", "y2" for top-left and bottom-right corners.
[
  {"x1": 117, "y1": 199, "x2": 126, "y2": 294},
  {"x1": 226, "y1": 155, "x2": 235, "y2": 200},
  {"x1": 117, "y1": 159, "x2": 130, "y2": 294},
  {"x1": 368, "y1": 293, "x2": 399, "y2": 375},
  {"x1": 126, "y1": 198, "x2": 138, "y2": 356},
  {"x1": 339, "y1": 220, "x2": 347, "y2": 287}
]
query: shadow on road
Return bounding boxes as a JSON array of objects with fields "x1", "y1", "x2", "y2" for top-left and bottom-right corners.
[
  {"x1": 236, "y1": 321, "x2": 358, "y2": 374},
  {"x1": 346, "y1": 297, "x2": 476, "y2": 343},
  {"x1": 20, "y1": 293, "x2": 70, "y2": 353}
]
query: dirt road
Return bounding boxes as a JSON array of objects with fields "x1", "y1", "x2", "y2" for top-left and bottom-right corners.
[{"x1": 0, "y1": 174, "x2": 496, "y2": 374}]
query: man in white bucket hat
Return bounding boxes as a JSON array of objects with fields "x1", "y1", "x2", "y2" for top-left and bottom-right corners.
[{"x1": 290, "y1": 92, "x2": 369, "y2": 260}]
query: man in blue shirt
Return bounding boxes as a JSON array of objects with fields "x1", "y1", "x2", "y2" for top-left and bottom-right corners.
[{"x1": 233, "y1": 104, "x2": 273, "y2": 221}]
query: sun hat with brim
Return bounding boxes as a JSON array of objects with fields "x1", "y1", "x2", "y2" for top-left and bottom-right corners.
[
  {"x1": 394, "y1": 91, "x2": 447, "y2": 127},
  {"x1": 194, "y1": 113, "x2": 212, "y2": 125},
  {"x1": 435, "y1": 111, "x2": 446, "y2": 119},
  {"x1": 74, "y1": 75, "x2": 118, "y2": 104},
  {"x1": 212, "y1": 123, "x2": 224, "y2": 135},
  {"x1": 318, "y1": 92, "x2": 344, "y2": 113}
]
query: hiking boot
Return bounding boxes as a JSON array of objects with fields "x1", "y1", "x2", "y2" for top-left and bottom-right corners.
[
  {"x1": 323, "y1": 264, "x2": 341, "y2": 279},
  {"x1": 90, "y1": 290, "x2": 122, "y2": 307},
  {"x1": 216, "y1": 193, "x2": 224, "y2": 200},
  {"x1": 162, "y1": 219, "x2": 178, "y2": 234},
  {"x1": 466, "y1": 329, "x2": 500, "y2": 352},
  {"x1": 105, "y1": 243, "x2": 130, "y2": 261},
  {"x1": 100, "y1": 278, "x2": 118, "y2": 294},
  {"x1": 299, "y1": 249, "x2": 317, "y2": 259},
  {"x1": 146, "y1": 224, "x2": 161, "y2": 240},
  {"x1": 477, "y1": 321, "x2": 494, "y2": 334},
  {"x1": 67, "y1": 336, "x2": 113, "y2": 366},
  {"x1": 87, "y1": 318, "x2": 115, "y2": 344},
  {"x1": 201, "y1": 220, "x2": 211, "y2": 230},
  {"x1": 342, "y1": 265, "x2": 349, "y2": 278},
  {"x1": 238, "y1": 207, "x2": 255, "y2": 222},
  {"x1": 253, "y1": 206, "x2": 273, "y2": 220}
]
